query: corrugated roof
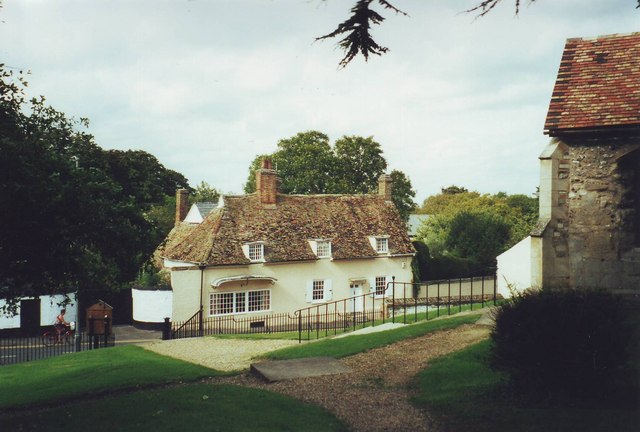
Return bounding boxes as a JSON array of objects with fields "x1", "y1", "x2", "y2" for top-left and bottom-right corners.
[
  {"x1": 544, "y1": 32, "x2": 640, "y2": 135},
  {"x1": 156, "y1": 193, "x2": 415, "y2": 266}
]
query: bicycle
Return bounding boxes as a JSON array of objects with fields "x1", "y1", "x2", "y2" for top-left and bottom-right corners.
[{"x1": 42, "y1": 322, "x2": 75, "y2": 347}]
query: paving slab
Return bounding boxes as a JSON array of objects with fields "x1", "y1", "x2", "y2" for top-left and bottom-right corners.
[{"x1": 251, "y1": 357, "x2": 351, "y2": 382}]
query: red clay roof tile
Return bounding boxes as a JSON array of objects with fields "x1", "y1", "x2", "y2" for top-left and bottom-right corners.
[{"x1": 544, "y1": 32, "x2": 640, "y2": 134}]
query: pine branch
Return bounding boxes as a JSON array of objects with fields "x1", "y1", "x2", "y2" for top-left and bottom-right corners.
[{"x1": 317, "y1": 0, "x2": 406, "y2": 68}]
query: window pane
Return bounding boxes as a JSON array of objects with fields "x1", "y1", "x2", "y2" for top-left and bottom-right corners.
[
  {"x1": 249, "y1": 243, "x2": 263, "y2": 261},
  {"x1": 248, "y1": 290, "x2": 270, "y2": 312},
  {"x1": 376, "y1": 238, "x2": 388, "y2": 253},
  {"x1": 375, "y1": 276, "x2": 386, "y2": 296},
  {"x1": 235, "y1": 292, "x2": 246, "y2": 313},
  {"x1": 312, "y1": 280, "x2": 324, "y2": 301},
  {"x1": 317, "y1": 241, "x2": 331, "y2": 258},
  {"x1": 211, "y1": 293, "x2": 234, "y2": 315}
]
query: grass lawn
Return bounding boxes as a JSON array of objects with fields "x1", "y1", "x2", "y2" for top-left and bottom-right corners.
[
  {"x1": 1, "y1": 383, "x2": 348, "y2": 432},
  {"x1": 0, "y1": 345, "x2": 226, "y2": 409},
  {"x1": 262, "y1": 313, "x2": 481, "y2": 360},
  {"x1": 412, "y1": 339, "x2": 639, "y2": 432},
  {"x1": 216, "y1": 303, "x2": 489, "y2": 341}
]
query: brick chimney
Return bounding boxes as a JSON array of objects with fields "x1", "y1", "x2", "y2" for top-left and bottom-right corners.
[
  {"x1": 256, "y1": 158, "x2": 279, "y2": 206},
  {"x1": 378, "y1": 174, "x2": 393, "y2": 202},
  {"x1": 175, "y1": 188, "x2": 189, "y2": 225}
]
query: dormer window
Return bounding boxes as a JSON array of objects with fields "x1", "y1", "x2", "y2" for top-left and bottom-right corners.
[
  {"x1": 316, "y1": 240, "x2": 331, "y2": 258},
  {"x1": 376, "y1": 237, "x2": 389, "y2": 253},
  {"x1": 308, "y1": 239, "x2": 332, "y2": 259},
  {"x1": 242, "y1": 242, "x2": 265, "y2": 262},
  {"x1": 367, "y1": 236, "x2": 390, "y2": 255}
]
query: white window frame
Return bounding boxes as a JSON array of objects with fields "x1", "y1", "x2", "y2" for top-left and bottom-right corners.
[
  {"x1": 312, "y1": 280, "x2": 324, "y2": 301},
  {"x1": 376, "y1": 237, "x2": 389, "y2": 254},
  {"x1": 242, "y1": 242, "x2": 265, "y2": 262},
  {"x1": 209, "y1": 289, "x2": 271, "y2": 316},
  {"x1": 316, "y1": 240, "x2": 332, "y2": 258},
  {"x1": 306, "y1": 279, "x2": 333, "y2": 303},
  {"x1": 368, "y1": 236, "x2": 390, "y2": 254},
  {"x1": 369, "y1": 275, "x2": 393, "y2": 298}
]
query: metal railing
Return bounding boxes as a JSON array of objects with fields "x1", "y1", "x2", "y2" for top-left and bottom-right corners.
[
  {"x1": 164, "y1": 275, "x2": 500, "y2": 342},
  {"x1": 0, "y1": 331, "x2": 115, "y2": 366}
]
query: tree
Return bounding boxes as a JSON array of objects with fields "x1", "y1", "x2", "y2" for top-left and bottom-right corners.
[
  {"x1": 191, "y1": 181, "x2": 220, "y2": 203},
  {"x1": 389, "y1": 169, "x2": 416, "y2": 221},
  {"x1": 321, "y1": 1, "x2": 640, "y2": 67},
  {"x1": 333, "y1": 135, "x2": 387, "y2": 194},
  {"x1": 415, "y1": 187, "x2": 538, "y2": 274},
  {"x1": 244, "y1": 130, "x2": 416, "y2": 220},
  {"x1": 0, "y1": 65, "x2": 190, "y2": 310}
]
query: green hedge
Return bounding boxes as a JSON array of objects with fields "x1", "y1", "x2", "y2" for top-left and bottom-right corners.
[{"x1": 490, "y1": 289, "x2": 638, "y2": 401}]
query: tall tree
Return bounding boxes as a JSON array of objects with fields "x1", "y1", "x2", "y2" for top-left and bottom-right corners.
[
  {"x1": 0, "y1": 65, "x2": 190, "y2": 310},
  {"x1": 334, "y1": 135, "x2": 387, "y2": 194},
  {"x1": 244, "y1": 131, "x2": 416, "y2": 220}
]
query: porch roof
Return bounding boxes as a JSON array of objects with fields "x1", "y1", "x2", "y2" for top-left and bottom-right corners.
[{"x1": 211, "y1": 275, "x2": 277, "y2": 288}]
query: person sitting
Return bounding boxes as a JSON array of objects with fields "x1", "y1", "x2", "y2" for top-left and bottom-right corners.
[{"x1": 54, "y1": 309, "x2": 69, "y2": 341}]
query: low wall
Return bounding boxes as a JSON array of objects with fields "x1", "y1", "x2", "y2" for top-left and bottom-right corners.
[
  {"x1": 497, "y1": 236, "x2": 533, "y2": 298},
  {"x1": 132, "y1": 289, "x2": 173, "y2": 324},
  {"x1": 0, "y1": 294, "x2": 78, "y2": 330}
]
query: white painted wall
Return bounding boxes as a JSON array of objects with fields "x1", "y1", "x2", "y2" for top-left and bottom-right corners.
[
  {"x1": 0, "y1": 293, "x2": 78, "y2": 329},
  {"x1": 132, "y1": 289, "x2": 173, "y2": 323},
  {"x1": 497, "y1": 236, "x2": 533, "y2": 298},
  {"x1": 170, "y1": 256, "x2": 414, "y2": 321}
]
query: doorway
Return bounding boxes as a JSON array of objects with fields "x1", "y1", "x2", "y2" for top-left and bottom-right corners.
[
  {"x1": 349, "y1": 283, "x2": 363, "y2": 313},
  {"x1": 20, "y1": 299, "x2": 41, "y2": 336}
]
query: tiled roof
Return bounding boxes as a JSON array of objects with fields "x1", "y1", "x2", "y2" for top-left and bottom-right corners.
[
  {"x1": 544, "y1": 32, "x2": 640, "y2": 134},
  {"x1": 157, "y1": 193, "x2": 415, "y2": 266}
]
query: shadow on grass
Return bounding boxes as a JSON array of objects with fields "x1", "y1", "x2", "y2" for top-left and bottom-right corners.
[
  {"x1": 411, "y1": 340, "x2": 639, "y2": 432},
  {"x1": 1, "y1": 384, "x2": 348, "y2": 432}
]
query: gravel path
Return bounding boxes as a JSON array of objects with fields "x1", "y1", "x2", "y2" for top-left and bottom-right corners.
[
  {"x1": 197, "y1": 323, "x2": 491, "y2": 432},
  {"x1": 143, "y1": 337, "x2": 299, "y2": 371}
]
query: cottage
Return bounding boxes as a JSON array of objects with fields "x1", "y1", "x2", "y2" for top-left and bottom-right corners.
[
  {"x1": 154, "y1": 159, "x2": 415, "y2": 322},
  {"x1": 533, "y1": 32, "x2": 640, "y2": 296}
]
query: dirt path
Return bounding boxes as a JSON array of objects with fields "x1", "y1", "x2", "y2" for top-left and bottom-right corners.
[{"x1": 213, "y1": 324, "x2": 491, "y2": 432}]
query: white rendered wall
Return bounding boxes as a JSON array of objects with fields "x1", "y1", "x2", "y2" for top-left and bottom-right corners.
[
  {"x1": 132, "y1": 289, "x2": 173, "y2": 323},
  {"x1": 497, "y1": 236, "x2": 533, "y2": 298},
  {"x1": 0, "y1": 293, "x2": 77, "y2": 329},
  {"x1": 170, "y1": 256, "x2": 414, "y2": 321}
]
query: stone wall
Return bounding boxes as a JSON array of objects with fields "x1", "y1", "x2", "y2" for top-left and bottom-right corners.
[{"x1": 542, "y1": 134, "x2": 640, "y2": 296}]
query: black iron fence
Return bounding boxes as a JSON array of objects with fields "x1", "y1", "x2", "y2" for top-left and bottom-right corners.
[
  {"x1": 0, "y1": 317, "x2": 116, "y2": 366},
  {"x1": 163, "y1": 275, "x2": 500, "y2": 342}
]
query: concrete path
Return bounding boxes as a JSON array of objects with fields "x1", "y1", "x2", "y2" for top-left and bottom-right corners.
[{"x1": 251, "y1": 357, "x2": 351, "y2": 382}]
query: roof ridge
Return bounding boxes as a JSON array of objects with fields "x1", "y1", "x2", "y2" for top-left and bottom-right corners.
[{"x1": 567, "y1": 31, "x2": 640, "y2": 42}]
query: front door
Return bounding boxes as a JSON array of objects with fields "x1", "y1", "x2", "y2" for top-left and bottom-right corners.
[
  {"x1": 20, "y1": 299, "x2": 41, "y2": 336},
  {"x1": 349, "y1": 284, "x2": 363, "y2": 313}
]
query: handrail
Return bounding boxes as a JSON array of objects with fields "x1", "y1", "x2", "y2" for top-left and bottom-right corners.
[
  {"x1": 171, "y1": 307, "x2": 203, "y2": 338},
  {"x1": 293, "y1": 278, "x2": 396, "y2": 342}
]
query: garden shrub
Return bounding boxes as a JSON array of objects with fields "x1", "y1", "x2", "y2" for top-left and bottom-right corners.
[{"x1": 490, "y1": 289, "x2": 637, "y2": 401}]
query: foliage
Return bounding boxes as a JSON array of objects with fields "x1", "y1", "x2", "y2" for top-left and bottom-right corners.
[
  {"x1": 0, "y1": 64, "x2": 189, "y2": 308},
  {"x1": 412, "y1": 339, "x2": 638, "y2": 432},
  {"x1": 190, "y1": 180, "x2": 220, "y2": 203},
  {"x1": 321, "y1": 1, "x2": 640, "y2": 67},
  {"x1": 415, "y1": 188, "x2": 538, "y2": 273},
  {"x1": 244, "y1": 130, "x2": 416, "y2": 220},
  {"x1": 3, "y1": 384, "x2": 348, "y2": 432},
  {"x1": 0, "y1": 345, "x2": 223, "y2": 409},
  {"x1": 491, "y1": 289, "x2": 639, "y2": 401},
  {"x1": 317, "y1": 0, "x2": 407, "y2": 68},
  {"x1": 131, "y1": 264, "x2": 170, "y2": 291}
]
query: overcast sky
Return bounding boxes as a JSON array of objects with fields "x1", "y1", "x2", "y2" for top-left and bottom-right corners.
[{"x1": 2, "y1": 0, "x2": 638, "y2": 202}]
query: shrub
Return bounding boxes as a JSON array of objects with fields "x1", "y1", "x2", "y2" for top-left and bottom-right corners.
[{"x1": 490, "y1": 289, "x2": 637, "y2": 401}]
